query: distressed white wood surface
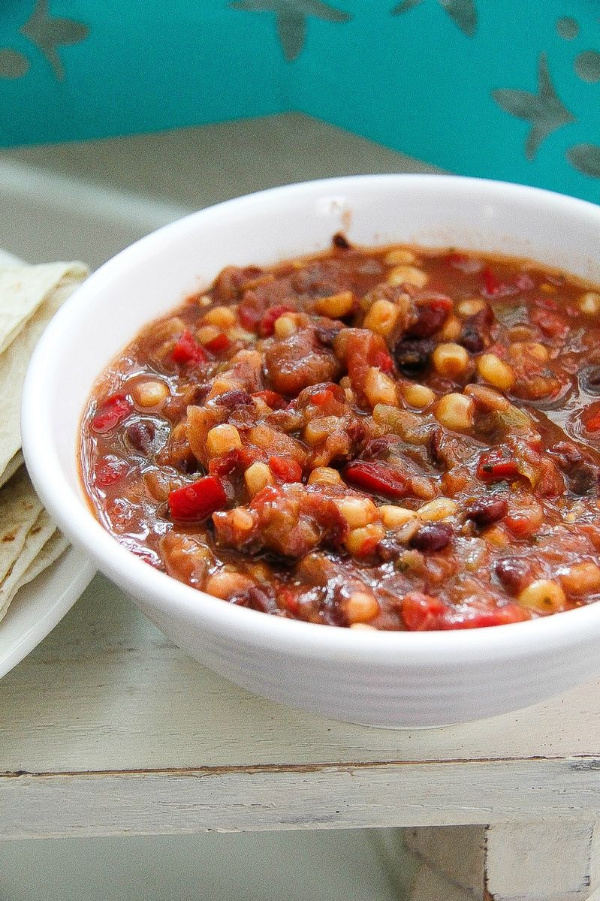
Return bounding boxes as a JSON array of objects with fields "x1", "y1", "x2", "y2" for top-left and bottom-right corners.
[
  {"x1": 401, "y1": 823, "x2": 600, "y2": 901},
  {"x1": 1, "y1": 118, "x2": 600, "y2": 850},
  {"x1": 1, "y1": 576, "x2": 600, "y2": 837}
]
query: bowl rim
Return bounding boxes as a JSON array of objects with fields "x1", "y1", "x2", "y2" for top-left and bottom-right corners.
[{"x1": 21, "y1": 172, "x2": 600, "y2": 667}]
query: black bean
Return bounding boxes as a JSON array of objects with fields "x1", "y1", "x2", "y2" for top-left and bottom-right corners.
[
  {"x1": 394, "y1": 338, "x2": 434, "y2": 374},
  {"x1": 569, "y1": 461, "x2": 599, "y2": 496},
  {"x1": 580, "y1": 366, "x2": 600, "y2": 395},
  {"x1": 332, "y1": 232, "x2": 351, "y2": 250},
  {"x1": 409, "y1": 522, "x2": 453, "y2": 552},
  {"x1": 459, "y1": 323, "x2": 485, "y2": 353},
  {"x1": 466, "y1": 497, "x2": 508, "y2": 526}
]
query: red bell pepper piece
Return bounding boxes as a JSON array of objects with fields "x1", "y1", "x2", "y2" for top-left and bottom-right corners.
[
  {"x1": 269, "y1": 456, "x2": 303, "y2": 483},
  {"x1": 583, "y1": 401, "x2": 600, "y2": 433},
  {"x1": 343, "y1": 461, "x2": 409, "y2": 498},
  {"x1": 258, "y1": 305, "x2": 294, "y2": 337},
  {"x1": 477, "y1": 449, "x2": 519, "y2": 482},
  {"x1": 91, "y1": 393, "x2": 132, "y2": 434},
  {"x1": 204, "y1": 332, "x2": 231, "y2": 354},
  {"x1": 172, "y1": 329, "x2": 207, "y2": 365},
  {"x1": 401, "y1": 592, "x2": 447, "y2": 631},
  {"x1": 168, "y1": 475, "x2": 227, "y2": 521}
]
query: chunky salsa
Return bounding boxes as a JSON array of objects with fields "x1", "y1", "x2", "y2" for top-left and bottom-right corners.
[{"x1": 80, "y1": 237, "x2": 600, "y2": 630}]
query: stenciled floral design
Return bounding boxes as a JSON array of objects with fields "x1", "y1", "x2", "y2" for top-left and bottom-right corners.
[
  {"x1": 0, "y1": 0, "x2": 89, "y2": 82},
  {"x1": 492, "y1": 54, "x2": 575, "y2": 160},
  {"x1": 230, "y1": 0, "x2": 351, "y2": 61},
  {"x1": 391, "y1": 0, "x2": 477, "y2": 37},
  {"x1": 493, "y1": 18, "x2": 600, "y2": 180}
]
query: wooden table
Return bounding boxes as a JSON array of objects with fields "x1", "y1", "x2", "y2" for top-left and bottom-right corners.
[
  {"x1": 1, "y1": 574, "x2": 600, "y2": 899},
  {"x1": 1, "y1": 115, "x2": 599, "y2": 900}
]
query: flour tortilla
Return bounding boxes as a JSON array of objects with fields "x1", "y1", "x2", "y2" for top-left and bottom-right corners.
[
  {"x1": 0, "y1": 467, "x2": 44, "y2": 585},
  {"x1": 0, "y1": 508, "x2": 57, "y2": 623},
  {"x1": 0, "y1": 450, "x2": 23, "y2": 489},
  {"x1": 0, "y1": 262, "x2": 87, "y2": 357},
  {"x1": 13, "y1": 529, "x2": 68, "y2": 594},
  {"x1": 0, "y1": 263, "x2": 87, "y2": 482},
  {"x1": 0, "y1": 261, "x2": 88, "y2": 627}
]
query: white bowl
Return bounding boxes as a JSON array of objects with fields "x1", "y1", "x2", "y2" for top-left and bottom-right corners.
[{"x1": 21, "y1": 174, "x2": 600, "y2": 728}]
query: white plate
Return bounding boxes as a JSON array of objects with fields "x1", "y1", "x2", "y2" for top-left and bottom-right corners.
[
  {"x1": 0, "y1": 247, "x2": 94, "y2": 678},
  {"x1": 0, "y1": 545, "x2": 95, "y2": 678}
]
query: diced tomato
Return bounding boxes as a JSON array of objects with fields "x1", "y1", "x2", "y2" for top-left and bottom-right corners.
[
  {"x1": 441, "y1": 603, "x2": 531, "y2": 629},
  {"x1": 374, "y1": 350, "x2": 394, "y2": 373},
  {"x1": 168, "y1": 475, "x2": 227, "y2": 521},
  {"x1": 94, "y1": 455, "x2": 129, "y2": 487},
  {"x1": 172, "y1": 329, "x2": 207, "y2": 364},
  {"x1": 269, "y1": 456, "x2": 303, "y2": 483},
  {"x1": 258, "y1": 305, "x2": 294, "y2": 337},
  {"x1": 280, "y1": 588, "x2": 300, "y2": 616},
  {"x1": 401, "y1": 592, "x2": 447, "y2": 631},
  {"x1": 343, "y1": 461, "x2": 409, "y2": 499},
  {"x1": 583, "y1": 401, "x2": 600, "y2": 433},
  {"x1": 311, "y1": 388, "x2": 337, "y2": 406},
  {"x1": 477, "y1": 449, "x2": 520, "y2": 482},
  {"x1": 204, "y1": 332, "x2": 231, "y2": 354},
  {"x1": 252, "y1": 389, "x2": 287, "y2": 409},
  {"x1": 530, "y1": 307, "x2": 568, "y2": 339},
  {"x1": 90, "y1": 393, "x2": 132, "y2": 434}
]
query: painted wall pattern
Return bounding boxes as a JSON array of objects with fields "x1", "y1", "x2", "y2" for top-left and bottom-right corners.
[{"x1": 0, "y1": 2, "x2": 599, "y2": 203}]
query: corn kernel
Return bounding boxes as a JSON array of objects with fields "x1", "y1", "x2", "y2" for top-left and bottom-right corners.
[
  {"x1": 230, "y1": 507, "x2": 255, "y2": 532},
  {"x1": 274, "y1": 314, "x2": 298, "y2": 339},
  {"x1": 206, "y1": 424, "x2": 242, "y2": 457},
  {"x1": 203, "y1": 305, "x2": 237, "y2": 329},
  {"x1": 483, "y1": 525, "x2": 510, "y2": 547},
  {"x1": 363, "y1": 298, "x2": 400, "y2": 337},
  {"x1": 244, "y1": 461, "x2": 274, "y2": 495},
  {"x1": 579, "y1": 291, "x2": 600, "y2": 316},
  {"x1": 434, "y1": 393, "x2": 474, "y2": 431},
  {"x1": 457, "y1": 298, "x2": 486, "y2": 317},
  {"x1": 344, "y1": 591, "x2": 380, "y2": 624},
  {"x1": 464, "y1": 383, "x2": 509, "y2": 411},
  {"x1": 383, "y1": 248, "x2": 416, "y2": 266},
  {"x1": 560, "y1": 561, "x2": 600, "y2": 596},
  {"x1": 314, "y1": 290, "x2": 354, "y2": 318},
  {"x1": 380, "y1": 505, "x2": 416, "y2": 529},
  {"x1": 308, "y1": 467, "x2": 343, "y2": 486},
  {"x1": 477, "y1": 353, "x2": 515, "y2": 392},
  {"x1": 387, "y1": 265, "x2": 428, "y2": 288},
  {"x1": 335, "y1": 496, "x2": 379, "y2": 529},
  {"x1": 205, "y1": 571, "x2": 255, "y2": 600},
  {"x1": 518, "y1": 579, "x2": 566, "y2": 614},
  {"x1": 438, "y1": 314, "x2": 462, "y2": 341},
  {"x1": 345, "y1": 523, "x2": 385, "y2": 556},
  {"x1": 364, "y1": 367, "x2": 398, "y2": 407},
  {"x1": 207, "y1": 377, "x2": 237, "y2": 399},
  {"x1": 349, "y1": 622, "x2": 377, "y2": 631},
  {"x1": 197, "y1": 324, "x2": 222, "y2": 345},
  {"x1": 418, "y1": 498, "x2": 458, "y2": 521},
  {"x1": 432, "y1": 342, "x2": 469, "y2": 378},
  {"x1": 303, "y1": 416, "x2": 341, "y2": 446},
  {"x1": 402, "y1": 383, "x2": 435, "y2": 409},
  {"x1": 131, "y1": 379, "x2": 169, "y2": 408}
]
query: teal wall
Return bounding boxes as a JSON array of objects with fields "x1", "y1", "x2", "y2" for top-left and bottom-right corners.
[{"x1": 1, "y1": 2, "x2": 600, "y2": 203}]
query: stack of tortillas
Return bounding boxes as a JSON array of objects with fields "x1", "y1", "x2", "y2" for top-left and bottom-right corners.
[{"x1": 0, "y1": 261, "x2": 88, "y2": 625}]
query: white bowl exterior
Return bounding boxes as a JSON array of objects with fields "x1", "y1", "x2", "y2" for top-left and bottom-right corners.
[{"x1": 21, "y1": 175, "x2": 600, "y2": 727}]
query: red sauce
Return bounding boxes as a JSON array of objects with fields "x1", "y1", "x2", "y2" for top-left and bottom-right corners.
[{"x1": 80, "y1": 237, "x2": 600, "y2": 630}]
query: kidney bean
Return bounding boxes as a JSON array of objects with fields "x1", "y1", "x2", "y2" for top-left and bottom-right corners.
[
  {"x1": 466, "y1": 497, "x2": 508, "y2": 526},
  {"x1": 407, "y1": 297, "x2": 452, "y2": 339},
  {"x1": 494, "y1": 557, "x2": 532, "y2": 595},
  {"x1": 409, "y1": 522, "x2": 453, "y2": 552}
]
